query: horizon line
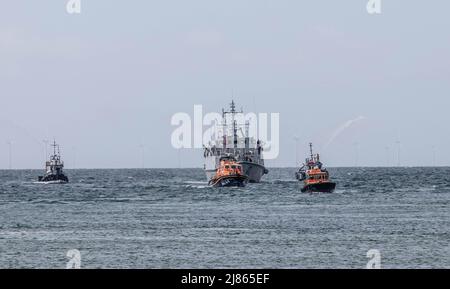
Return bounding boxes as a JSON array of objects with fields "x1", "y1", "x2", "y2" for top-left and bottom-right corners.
[{"x1": 1, "y1": 165, "x2": 449, "y2": 171}]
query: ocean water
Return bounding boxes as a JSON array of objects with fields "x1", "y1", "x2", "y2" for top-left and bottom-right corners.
[{"x1": 0, "y1": 167, "x2": 449, "y2": 269}]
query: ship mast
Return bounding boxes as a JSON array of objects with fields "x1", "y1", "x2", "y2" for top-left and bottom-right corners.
[
  {"x1": 222, "y1": 108, "x2": 227, "y2": 149},
  {"x1": 222, "y1": 100, "x2": 243, "y2": 151},
  {"x1": 309, "y1": 143, "x2": 314, "y2": 160},
  {"x1": 231, "y1": 101, "x2": 237, "y2": 149},
  {"x1": 52, "y1": 140, "x2": 58, "y2": 157},
  {"x1": 244, "y1": 120, "x2": 250, "y2": 150}
]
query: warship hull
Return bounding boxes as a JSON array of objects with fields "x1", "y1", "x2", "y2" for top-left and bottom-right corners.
[{"x1": 238, "y1": 161, "x2": 268, "y2": 183}]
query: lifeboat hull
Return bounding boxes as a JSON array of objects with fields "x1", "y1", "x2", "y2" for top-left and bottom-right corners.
[
  {"x1": 301, "y1": 182, "x2": 336, "y2": 193},
  {"x1": 209, "y1": 175, "x2": 248, "y2": 188}
]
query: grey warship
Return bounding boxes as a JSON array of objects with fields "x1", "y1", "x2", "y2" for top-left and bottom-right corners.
[
  {"x1": 38, "y1": 140, "x2": 69, "y2": 183},
  {"x1": 203, "y1": 101, "x2": 268, "y2": 183}
]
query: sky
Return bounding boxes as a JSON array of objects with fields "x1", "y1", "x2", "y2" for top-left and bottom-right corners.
[{"x1": 1, "y1": 0, "x2": 449, "y2": 169}]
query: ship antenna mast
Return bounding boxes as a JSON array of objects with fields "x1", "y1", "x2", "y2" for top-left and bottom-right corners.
[
  {"x1": 222, "y1": 100, "x2": 244, "y2": 151},
  {"x1": 222, "y1": 108, "x2": 227, "y2": 149},
  {"x1": 231, "y1": 101, "x2": 237, "y2": 149},
  {"x1": 52, "y1": 140, "x2": 57, "y2": 156},
  {"x1": 245, "y1": 120, "x2": 250, "y2": 138},
  {"x1": 309, "y1": 142, "x2": 314, "y2": 159}
]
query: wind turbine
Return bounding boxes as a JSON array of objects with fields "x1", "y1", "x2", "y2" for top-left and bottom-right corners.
[
  {"x1": 72, "y1": 146, "x2": 77, "y2": 169},
  {"x1": 139, "y1": 144, "x2": 145, "y2": 169},
  {"x1": 6, "y1": 141, "x2": 13, "y2": 169},
  {"x1": 432, "y1": 145, "x2": 436, "y2": 167},
  {"x1": 293, "y1": 135, "x2": 300, "y2": 166},
  {"x1": 43, "y1": 139, "x2": 49, "y2": 162},
  {"x1": 396, "y1": 141, "x2": 401, "y2": 167},
  {"x1": 384, "y1": 146, "x2": 390, "y2": 167},
  {"x1": 353, "y1": 141, "x2": 359, "y2": 167}
]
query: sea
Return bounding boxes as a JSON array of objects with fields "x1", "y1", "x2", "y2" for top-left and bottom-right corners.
[{"x1": 0, "y1": 167, "x2": 449, "y2": 268}]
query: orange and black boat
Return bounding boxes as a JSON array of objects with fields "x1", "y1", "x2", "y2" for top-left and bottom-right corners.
[
  {"x1": 209, "y1": 155, "x2": 249, "y2": 187},
  {"x1": 296, "y1": 143, "x2": 336, "y2": 193}
]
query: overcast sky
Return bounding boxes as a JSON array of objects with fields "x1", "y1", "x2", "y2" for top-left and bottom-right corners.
[{"x1": 1, "y1": 0, "x2": 449, "y2": 169}]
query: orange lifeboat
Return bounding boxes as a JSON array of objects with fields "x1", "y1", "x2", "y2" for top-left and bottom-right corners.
[{"x1": 209, "y1": 156, "x2": 249, "y2": 187}]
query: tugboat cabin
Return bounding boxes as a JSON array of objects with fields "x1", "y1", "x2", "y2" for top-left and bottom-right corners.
[{"x1": 305, "y1": 169, "x2": 330, "y2": 184}]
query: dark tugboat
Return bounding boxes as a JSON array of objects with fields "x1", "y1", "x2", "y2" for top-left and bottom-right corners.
[
  {"x1": 296, "y1": 143, "x2": 335, "y2": 193},
  {"x1": 209, "y1": 155, "x2": 249, "y2": 187},
  {"x1": 38, "y1": 140, "x2": 69, "y2": 184}
]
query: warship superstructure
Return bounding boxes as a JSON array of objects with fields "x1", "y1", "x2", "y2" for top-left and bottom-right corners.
[
  {"x1": 38, "y1": 140, "x2": 69, "y2": 183},
  {"x1": 203, "y1": 101, "x2": 268, "y2": 183}
]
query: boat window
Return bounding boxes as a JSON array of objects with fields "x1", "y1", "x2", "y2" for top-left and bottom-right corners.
[
  {"x1": 225, "y1": 166, "x2": 230, "y2": 169},
  {"x1": 231, "y1": 165, "x2": 236, "y2": 169}
]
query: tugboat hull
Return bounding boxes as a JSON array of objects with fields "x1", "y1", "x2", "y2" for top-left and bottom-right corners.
[
  {"x1": 301, "y1": 182, "x2": 336, "y2": 193},
  {"x1": 209, "y1": 175, "x2": 248, "y2": 188},
  {"x1": 38, "y1": 174, "x2": 69, "y2": 184}
]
